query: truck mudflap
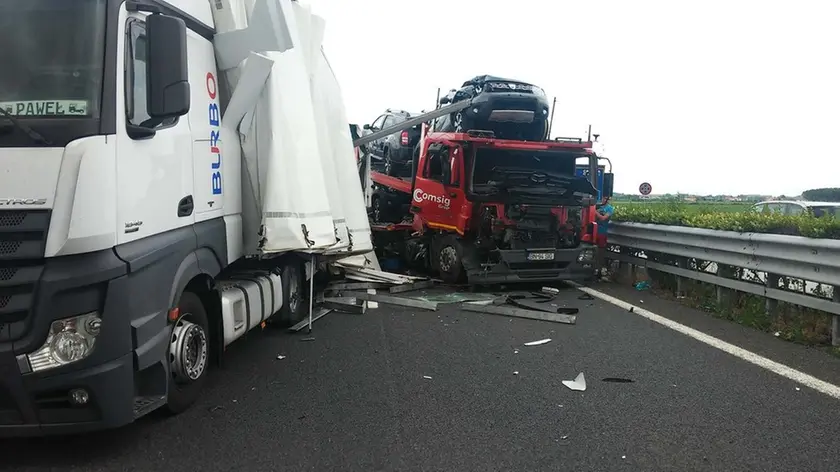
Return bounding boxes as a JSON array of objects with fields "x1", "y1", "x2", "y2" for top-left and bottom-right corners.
[{"x1": 464, "y1": 244, "x2": 597, "y2": 284}]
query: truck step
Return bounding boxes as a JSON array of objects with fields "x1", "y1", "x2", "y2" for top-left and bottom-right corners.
[{"x1": 133, "y1": 395, "x2": 166, "y2": 418}]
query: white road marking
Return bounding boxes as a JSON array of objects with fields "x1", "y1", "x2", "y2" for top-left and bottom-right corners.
[{"x1": 574, "y1": 284, "x2": 840, "y2": 400}]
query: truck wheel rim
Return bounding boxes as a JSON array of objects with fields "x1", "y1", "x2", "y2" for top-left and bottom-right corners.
[
  {"x1": 373, "y1": 200, "x2": 381, "y2": 222},
  {"x1": 170, "y1": 317, "x2": 208, "y2": 383},
  {"x1": 440, "y1": 246, "x2": 457, "y2": 272}
]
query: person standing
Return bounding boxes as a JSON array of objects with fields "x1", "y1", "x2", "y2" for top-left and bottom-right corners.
[{"x1": 594, "y1": 195, "x2": 614, "y2": 277}]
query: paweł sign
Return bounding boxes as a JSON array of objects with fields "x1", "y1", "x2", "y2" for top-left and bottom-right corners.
[{"x1": 0, "y1": 100, "x2": 88, "y2": 116}]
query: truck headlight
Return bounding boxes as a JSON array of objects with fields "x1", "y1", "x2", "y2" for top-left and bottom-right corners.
[
  {"x1": 577, "y1": 249, "x2": 595, "y2": 262},
  {"x1": 27, "y1": 312, "x2": 101, "y2": 373}
]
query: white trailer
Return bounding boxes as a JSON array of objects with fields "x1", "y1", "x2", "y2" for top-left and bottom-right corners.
[{"x1": 0, "y1": 0, "x2": 371, "y2": 436}]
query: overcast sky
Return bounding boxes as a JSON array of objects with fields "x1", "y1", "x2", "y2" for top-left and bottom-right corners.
[{"x1": 308, "y1": 0, "x2": 839, "y2": 196}]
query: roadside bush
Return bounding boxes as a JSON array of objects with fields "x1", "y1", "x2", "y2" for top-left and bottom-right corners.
[{"x1": 613, "y1": 203, "x2": 840, "y2": 239}]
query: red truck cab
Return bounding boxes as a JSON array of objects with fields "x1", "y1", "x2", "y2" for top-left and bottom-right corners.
[{"x1": 378, "y1": 130, "x2": 604, "y2": 283}]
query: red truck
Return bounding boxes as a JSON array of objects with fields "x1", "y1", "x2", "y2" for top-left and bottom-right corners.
[{"x1": 367, "y1": 126, "x2": 611, "y2": 284}]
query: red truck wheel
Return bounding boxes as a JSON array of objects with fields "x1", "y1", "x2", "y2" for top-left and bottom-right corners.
[{"x1": 436, "y1": 236, "x2": 465, "y2": 284}]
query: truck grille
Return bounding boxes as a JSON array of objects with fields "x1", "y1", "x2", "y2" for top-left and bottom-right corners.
[{"x1": 0, "y1": 210, "x2": 50, "y2": 342}]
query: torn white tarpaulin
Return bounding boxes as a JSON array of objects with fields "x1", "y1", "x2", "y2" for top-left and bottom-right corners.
[
  {"x1": 294, "y1": 3, "x2": 350, "y2": 255},
  {"x1": 562, "y1": 372, "x2": 587, "y2": 391}
]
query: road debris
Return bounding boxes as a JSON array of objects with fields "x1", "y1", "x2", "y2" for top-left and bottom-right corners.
[
  {"x1": 462, "y1": 303, "x2": 576, "y2": 325},
  {"x1": 513, "y1": 371, "x2": 519, "y2": 375},
  {"x1": 300, "y1": 337, "x2": 316, "y2": 342},
  {"x1": 524, "y1": 338, "x2": 552, "y2": 346},
  {"x1": 562, "y1": 372, "x2": 587, "y2": 391},
  {"x1": 423, "y1": 375, "x2": 432, "y2": 380},
  {"x1": 602, "y1": 377, "x2": 634, "y2": 383},
  {"x1": 342, "y1": 291, "x2": 438, "y2": 311},
  {"x1": 289, "y1": 308, "x2": 333, "y2": 331},
  {"x1": 276, "y1": 355, "x2": 286, "y2": 360}
]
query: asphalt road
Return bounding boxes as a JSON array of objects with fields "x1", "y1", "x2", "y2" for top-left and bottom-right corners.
[{"x1": 3, "y1": 283, "x2": 840, "y2": 472}]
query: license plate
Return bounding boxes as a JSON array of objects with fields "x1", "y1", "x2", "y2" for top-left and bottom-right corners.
[{"x1": 527, "y1": 252, "x2": 555, "y2": 261}]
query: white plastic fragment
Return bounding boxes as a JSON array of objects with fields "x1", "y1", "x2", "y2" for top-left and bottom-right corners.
[
  {"x1": 524, "y1": 338, "x2": 552, "y2": 346},
  {"x1": 366, "y1": 288, "x2": 379, "y2": 309},
  {"x1": 423, "y1": 375, "x2": 432, "y2": 380},
  {"x1": 562, "y1": 372, "x2": 587, "y2": 391},
  {"x1": 276, "y1": 355, "x2": 286, "y2": 360},
  {"x1": 513, "y1": 371, "x2": 519, "y2": 375}
]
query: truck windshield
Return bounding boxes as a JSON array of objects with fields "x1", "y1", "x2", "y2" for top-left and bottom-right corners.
[
  {"x1": 0, "y1": 0, "x2": 107, "y2": 119},
  {"x1": 470, "y1": 147, "x2": 595, "y2": 201},
  {"x1": 472, "y1": 147, "x2": 580, "y2": 184}
]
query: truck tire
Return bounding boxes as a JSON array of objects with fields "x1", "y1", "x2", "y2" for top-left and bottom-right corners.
[
  {"x1": 165, "y1": 291, "x2": 211, "y2": 414},
  {"x1": 277, "y1": 260, "x2": 306, "y2": 325},
  {"x1": 383, "y1": 148, "x2": 394, "y2": 176},
  {"x1": 437, "y1": 235, "x2": 466, "y2": 284}
]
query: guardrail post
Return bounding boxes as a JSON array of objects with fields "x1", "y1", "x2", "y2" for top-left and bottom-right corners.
[
  {"x1": 832, "y1": 286, "x2": 840, "y2": 347},
  {"x1": 675, "y1": 257, "x2": 688, "y2": 297},
  {"x1": 618, "y1": 245, "x2": 635, "y2": 284},
  {"x1": 716, "y1": 264, "x2": 735, "y2": 305},
  {"x1": 765, "y1": 273, "x2": 781, "y2": 315}
]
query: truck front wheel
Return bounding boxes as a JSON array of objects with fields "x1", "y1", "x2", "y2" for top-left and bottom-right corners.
[
  {"x1": 437, "y1": 236, "x2": 466, "y2": 284},
  {"x1": 165, "y1": 291, "x2": 211, "y2": 414}
]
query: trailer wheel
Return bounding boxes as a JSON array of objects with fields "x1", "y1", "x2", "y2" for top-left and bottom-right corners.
[
  {"x1": 383, "y1": 149, "x2": 394, "y2": 176},
  {"x1": 278, "y1": 261, "x2": 306, "y2": 325},
  {"x1": 165, "y1": 291, "x2": 210, "y2": 414},
  {"x1": 437, "y1": 236, "x2": 466, "y2": 284},
  {"x1": 371, "y1": 196, "x2": 383, "y2": 222}
]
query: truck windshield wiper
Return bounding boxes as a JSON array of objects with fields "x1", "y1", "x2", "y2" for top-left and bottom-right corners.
[{"x1": 0, "y1": 107, "x2": 52, "y2": 145}]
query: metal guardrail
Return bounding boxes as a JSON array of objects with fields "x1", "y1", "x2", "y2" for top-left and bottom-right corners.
[{"x1": 606, "y1": 222, "x2": 840, "y2": 344}]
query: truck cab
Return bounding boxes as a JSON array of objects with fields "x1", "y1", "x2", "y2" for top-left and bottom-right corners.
[
  {"x1": 0, "y1": 0, "x2": 318, "y2": 437},
  {"x1": 401, "y1": 131, "x2": 609, "y2": 283}
]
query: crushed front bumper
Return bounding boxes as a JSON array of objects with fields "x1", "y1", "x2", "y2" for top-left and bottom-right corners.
[{"x1": 465, "y1": 245, "x2": 596, "y2": 284}]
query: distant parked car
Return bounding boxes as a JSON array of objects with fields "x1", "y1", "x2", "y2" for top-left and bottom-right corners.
[
  {"x1": 749, "y1": 200, "x2": 840, "y2": 217},
  {"x1": 433, "y1": 74, "x2": 550, "y2": 142},
  {"x1": 363, "y1": 109, "x2": 422, "y2": 176}
]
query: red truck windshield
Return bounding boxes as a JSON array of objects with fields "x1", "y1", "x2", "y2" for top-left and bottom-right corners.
[
  {"x1": 471, "y1": 147, "x2": 579, "y2": 184},
  {"x1": 468, "y1": 146, "x2": 596, "y2": 203}
]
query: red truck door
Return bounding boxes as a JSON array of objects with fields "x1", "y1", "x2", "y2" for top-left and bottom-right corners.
[{"x1": 413, "y1": 144, "x2": 464, "y2": 233}]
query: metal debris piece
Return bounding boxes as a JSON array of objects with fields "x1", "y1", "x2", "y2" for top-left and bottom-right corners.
[
  {"x1": 322, "y1": 297, "x2": 366, "y2": 314},
  {"x1": 300, "y1": 337, "x2": 315, "y2": 342},
  {"x1": 389, "y1": 280, "x2": 436, "y2": 294},
  {"x1": 602, "y1": 377, "x2": 634, "y2": 383},
  {"x1": 326, "y1": 281, "x2": 391, "y2": 291},
  {"x1": 288, "y1": 308, "x2": 333, "y2": 331},
  {"x1": 541, "y1": 287, "x2": 560, "y2": 295},
  {"x1": 505, "y1": 295, "x2": 580, "y2": 315},
  {"x1": 524, "y1": 338, "x2": 552, "y2": 346},
  {"x1": 562, "y1": 372, "x2": 586, "y2": 391},
  {"x1": 461, "y1": 303, "x2": 576, "y2": 325},
  {"x1": 344, "y1": 291, "x2": 438, "y2": 311}
]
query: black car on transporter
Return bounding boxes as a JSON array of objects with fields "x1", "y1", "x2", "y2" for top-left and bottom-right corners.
[
  {"x1": 433, "y1": 75, "x2": 550, "y2": 142},
  {"x1": 364, "y1": 109, "x2": 422, "y2": 176}
]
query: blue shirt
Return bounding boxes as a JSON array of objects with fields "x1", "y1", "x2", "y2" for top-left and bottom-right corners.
[{"x1": 597, "y1": 204, "x2": 614, "y2": 234}]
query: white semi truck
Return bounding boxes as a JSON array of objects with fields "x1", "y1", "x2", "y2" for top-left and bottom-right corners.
[{"x1": 0, "y1": 0, "x2": 374, "y2": 435}]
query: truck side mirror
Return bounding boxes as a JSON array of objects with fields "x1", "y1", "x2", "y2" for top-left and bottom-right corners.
[
  {"x1": 603, "y1": 172, "x2": 614, "y2": 198},
  {"x1": 363, "y1": 124, "x2": 371, "y2": 130},
  {"x1": 146, "y1": 14, "x2": 190, "y2": 118}
]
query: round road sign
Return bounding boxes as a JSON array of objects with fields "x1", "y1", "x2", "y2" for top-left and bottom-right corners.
[{"x1": 639, "y1": 182, "x2": 652, "y2": 196}]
